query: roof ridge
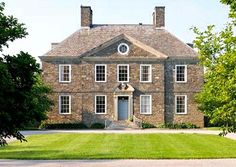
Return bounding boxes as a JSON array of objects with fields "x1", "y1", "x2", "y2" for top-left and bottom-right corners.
[{"x1": 44, "y1": 25, "x2": 198, "y2": 57}]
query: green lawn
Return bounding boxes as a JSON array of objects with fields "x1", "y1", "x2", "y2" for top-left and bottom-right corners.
[{"x1": 1, "y1": 133, "x2": 236, "y2": 159}]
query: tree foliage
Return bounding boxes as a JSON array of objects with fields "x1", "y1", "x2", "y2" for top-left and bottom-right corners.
[
  {"x1": 0, "y1": 2, "x2": 28, "y2": 51},
  {"x1": 0, "y1": 2, "x2": 53, "y2": 146},
  {"x1": 221, "y1": 0, "x2": 236, "y2": 18},
  {"x1": 193, "y1": 1, "x2": 236, "y2": 135}
]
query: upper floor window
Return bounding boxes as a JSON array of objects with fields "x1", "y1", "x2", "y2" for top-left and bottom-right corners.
[
  {"x1": 59, "y1": 95, "x2": 71, "y2": 114},
  {"x1": 175, "y1": 65, "x2": 187, "y2": 83},
  {"x1": 117, "y1": 64, "x2": 129, "y2": 82},
  {"x1": 95, "y1": 64, "x2": 107, "y2": 82},
  {"x1": 175, "y1": 95, "x2": 187, "y2": 114},
  {"x1": 59, "y1": 64, "x2": 71, "y2": 83},
  {"x1": 140, "y1": 65, "x2": 152, "y2": 82},
  {"x1": 140, "y1": 95, "x2": 152, "y2": 114},
  {"x1": 95, "y1": 95, "x2": 107, "y2": 114},
  {"x1": 118, "y1": 43, "x2": 129, "y2": 55}
]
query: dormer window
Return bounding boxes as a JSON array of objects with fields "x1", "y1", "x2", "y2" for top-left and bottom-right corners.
[{"x1": 118, "y1": 43, "x2": 129, "y2": 55}]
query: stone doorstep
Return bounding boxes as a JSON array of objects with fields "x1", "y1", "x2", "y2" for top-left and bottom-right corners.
[{"x1": 106, "y1": 120, "x2": 140, "y2": 130}]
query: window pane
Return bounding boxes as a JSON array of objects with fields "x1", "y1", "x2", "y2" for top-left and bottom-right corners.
[
  {"x1": 60, "y1": 96, "x2": 70, "y2": 114},
  {"x1": 140, "y1": 96, "x2": 151, "y2": 114},
  {"x1": 176, "y1": 66, "x2": 186, "y2": 82},
  {"x1": 176, "y1": 96, "x2": 186, "y2": 113},
  {"x1": 96, "y1": 96, "x2": 106, "y2": 113},
  {"x1": 60, "y1": 65, "x2": 70, "y2": 82},
  {"x1": 118, "y1": 65, "x2": 128, "y2": 82},
  {"x1": 96, "y1": 65, "x2": 106, "y2": 81},
  {"x1": 141, "y1": 65, "x2": 151, "y2": 82}
]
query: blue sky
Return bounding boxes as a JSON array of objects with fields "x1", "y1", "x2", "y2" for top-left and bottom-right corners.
[{"x1": 2, "y1": 0, "x2": 230, "y2": 61}]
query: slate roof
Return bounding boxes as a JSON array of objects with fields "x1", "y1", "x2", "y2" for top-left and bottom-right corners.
[{"x1": 45, "y1": 24, "x2": 197, "y2": 58}]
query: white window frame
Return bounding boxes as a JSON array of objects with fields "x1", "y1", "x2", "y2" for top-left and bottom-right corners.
[
  {"x1": 140, "y1": 95, "x2": 152, "y2": 115},
  {"x1": 175, "y1": 95, "x2": 187, "y2": 114},
  {"x1": 117, "y1": 64, "x2": 129, "y2": 82},
  {"x1": 95, "y1": 64, "x2": 107, "y2": 82},
  {"x1": 59, "y1": 95, "x2": 71, "y2": 115},
  {"x1": 140, "y1": 64, "x2": 152, "y2": 83},
  {"x1": 59, "y1": 64, "x2": 71, "y2": 83},
  {"x1": 175, "y1": 65, "x2": 187, "y2": 83},
  {"x1": 95, "y1": 95, "x2": 107, "y2": 114}
]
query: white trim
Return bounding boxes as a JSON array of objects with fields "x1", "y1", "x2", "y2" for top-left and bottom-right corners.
[
  {"x1": 140, "y1": 64, "x2": 152, "y2": 83},
  {"x1": 95, "y1": 95, "x2": 107, "y2": 114},
  {"x1": 175, "y1": 65, "x2": 187, "y2": 83},
  {"x1": 59, "y1": 64, "x2": 71, "y2": 83},
  {"x1": 95, "y1": 64, "x2": 107, "y2": 82},
  {"x1": 117, "y1": 43, "x2": 129, "y2": 55},
  {"x1": 117, "y1": 64, "x2": 129, "y2": 82},
  {"x1": 140, "y1": 95, "x2": 152, "y2": 115},
  {"x1": 175, "y1": 95, "x2": 187, "y2": 114},
  {"x1": 59, "y1": 95, "x2": 71, "y2": 115}
]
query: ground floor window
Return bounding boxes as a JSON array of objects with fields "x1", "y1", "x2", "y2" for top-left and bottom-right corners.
[
  {"x1": 95, "y1": 95, "x2": 107, "y2": 114},
  {"x1": 140, "y1": 95, "x2": 152, "y2": 114},
  {"x1": 59, "y1": 95, "x2": 71, "y2": 114},
  {"x1": 175, "y1": 95, "x2": 187, "y2": 114}
]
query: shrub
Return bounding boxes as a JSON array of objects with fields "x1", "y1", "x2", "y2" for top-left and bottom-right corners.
[
  {"x1": 158, "y1": 123, "x2": 199, "y2": 129},
  {"x1": 90, "y1": 123, "x2": 105, "y2": 129},
  {"x1": 128, "y1": 116, "x2": 133, "y2": 122},
  {"x1": 40, "y1": 122, "x2": 88, "y2": 129},
  {"x1": 142, "y1": 122, "x2": 156, "y2": 129}
]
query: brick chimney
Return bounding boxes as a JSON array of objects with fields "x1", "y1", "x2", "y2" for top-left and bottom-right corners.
[
  {"x1": 153, "y1": 6, "x2": 165, "y2": 28},
  {"x1": 81, "y1": 6, "x2": 93, "y2": 28}
]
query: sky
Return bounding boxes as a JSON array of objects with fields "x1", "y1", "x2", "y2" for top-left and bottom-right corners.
[{"x1": 2, "y1": 0, "x2": 230, "y2": 62}]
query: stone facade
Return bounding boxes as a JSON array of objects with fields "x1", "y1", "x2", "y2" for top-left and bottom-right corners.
[{"x1": 40, "y1": 6, "x2": 204, "y2": 127}]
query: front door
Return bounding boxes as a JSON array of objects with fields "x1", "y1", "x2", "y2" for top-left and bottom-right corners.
[{"x1": 118, "y1": 96, "x2": 129, "y2": 120}]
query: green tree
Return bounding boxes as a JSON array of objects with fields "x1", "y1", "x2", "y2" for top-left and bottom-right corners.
[
  {"x1": 193, "y1": 1, "x2": 236, "y2": 135},
  {"x1": 0, "y1": 2, "x2": 53, "y2": 146}
]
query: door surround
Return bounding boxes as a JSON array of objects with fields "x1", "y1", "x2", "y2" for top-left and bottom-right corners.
[{"x1": 113, "y1": 83, "x2": 134, "y2": 121}]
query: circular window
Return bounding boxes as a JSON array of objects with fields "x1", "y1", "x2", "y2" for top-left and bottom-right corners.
[{"x1": 118, "y1": 43, "x2": 129, "y2": 55}]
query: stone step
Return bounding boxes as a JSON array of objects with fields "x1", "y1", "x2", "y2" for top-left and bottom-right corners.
[{"x1": 106, "y1": 120, "x2": 140, "y2": 130}]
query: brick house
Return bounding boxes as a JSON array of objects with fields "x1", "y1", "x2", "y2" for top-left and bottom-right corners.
[{"x1": 40, "y1": 6, "x2": 204, "y2": 127}]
